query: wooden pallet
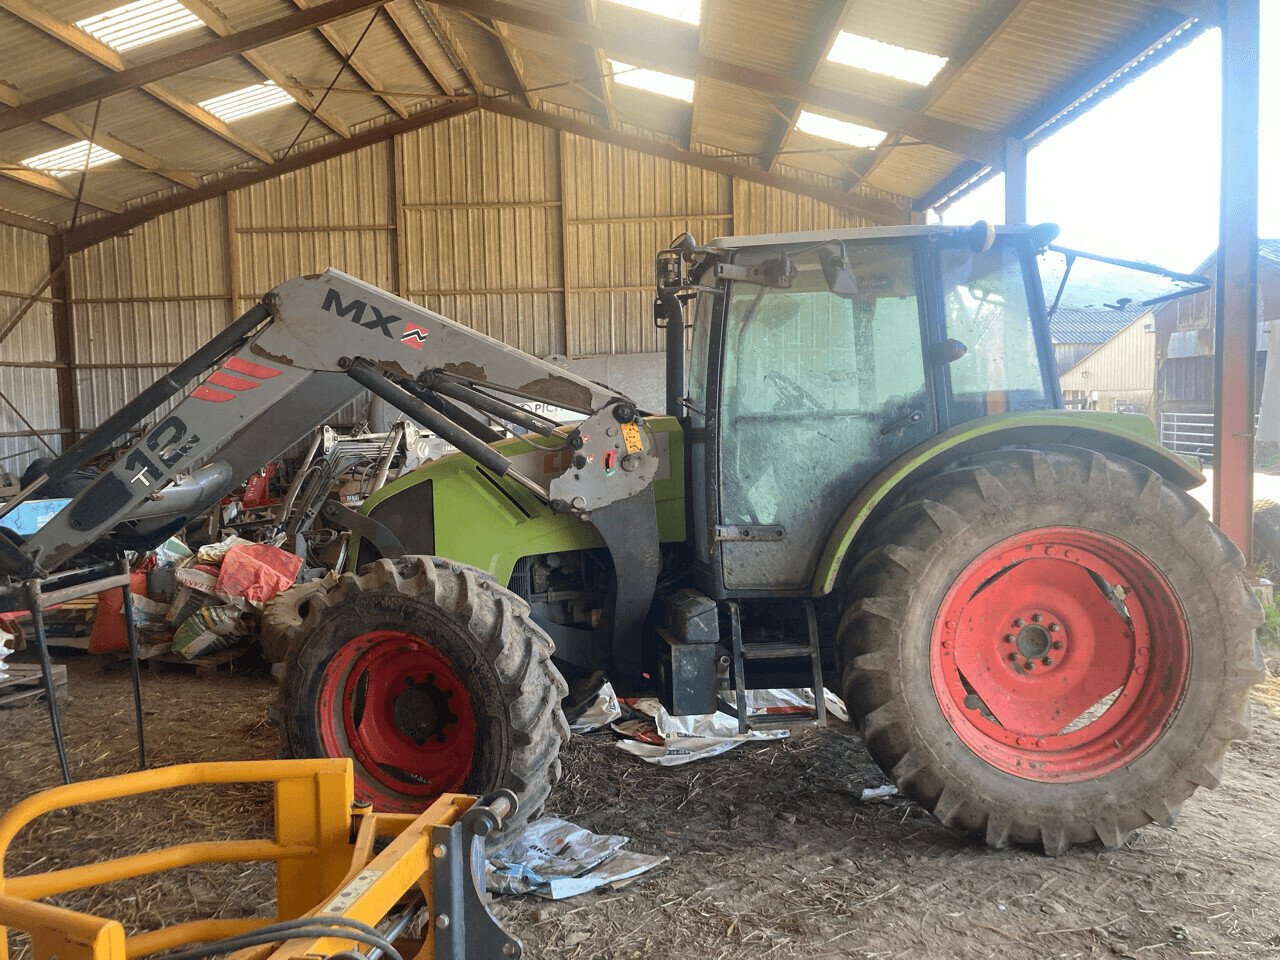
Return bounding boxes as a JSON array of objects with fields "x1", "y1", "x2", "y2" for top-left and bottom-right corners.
[
  {"x1": 0, "y1": 662, "x2": 69, "y2": 709},
  {"x1": 145, "y1": 647, "x2": 249, "y2": 679}
]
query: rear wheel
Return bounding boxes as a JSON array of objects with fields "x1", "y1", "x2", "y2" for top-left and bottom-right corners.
[
  {"x1": 839, "y1": 448, "x2": 1263, "y2": 854},
  {"x1": 279, "y1": 557, "x2": 568, "y2": 845}
]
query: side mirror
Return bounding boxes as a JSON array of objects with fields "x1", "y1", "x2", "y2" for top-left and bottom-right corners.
[
  {"x1": 819, "y1": 243, "x2": 859, "y2": 298},
  {"x1": 928, "y1": 338, "x2": 968, "y2": 365}
]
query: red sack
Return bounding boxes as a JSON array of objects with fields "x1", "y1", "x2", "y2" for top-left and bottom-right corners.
[{"x1": 214, "y1": 543, "x2": 303, "y2": 604}]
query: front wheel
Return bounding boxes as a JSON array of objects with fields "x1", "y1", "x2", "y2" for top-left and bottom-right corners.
[
  {"x1": 839, "y1": 448, "x2": 1263, "y2": 854},
  {"x1": 278, "y1": 557, "x2": 569, "y2": 845}
]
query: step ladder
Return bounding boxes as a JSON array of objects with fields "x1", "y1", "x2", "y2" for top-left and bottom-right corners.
[{"x1": 723, "y1": 599, "x2": 827, "y2": 734}]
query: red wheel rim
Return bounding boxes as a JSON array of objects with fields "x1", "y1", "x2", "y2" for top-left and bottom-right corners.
[
  {"x1": 930, "y1": 527, "x2": 1191, "y2": 782},
  {"x1": 317, "y1": 630, "x2": 477, "y2": 809}
]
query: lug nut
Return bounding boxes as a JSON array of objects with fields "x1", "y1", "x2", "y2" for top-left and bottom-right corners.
[
  {"x1": 1052, "y1": 640, "x2": 1064, "y2": 650},
  {"x1": 1032, "y1": 613, "x2": 1043, "y2": 623},
  {"x1": 1008, "y1": 652, "x2": 1018, "y2": 662},
  {"x1": 1049, "y1": 622, "x2": 1060, "y2": 632},
  {"x1": 1004, "y1": 634, "x2": 1016, "y2": 643},
  {"x1": 1024, "y1": 660, "x2": 1035, "y2": 670},
  {"x1": 1014, "y1": 618, "x2": 1026, "y2": 628},
  {"x1": 1042, "y1": 656, "x2": 1053, "y2": 666}
]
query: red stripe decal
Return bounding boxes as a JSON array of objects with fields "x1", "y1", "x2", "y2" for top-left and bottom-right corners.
[
  {"x1": 193, "y1": 385, "x2": 235, "y2": 403},
  {"x1": 225, "y1": 356, "x2": 281, "y2": 379},
  {"x1": 209, "y1": 371, "x2": 259, "y2": 391}
]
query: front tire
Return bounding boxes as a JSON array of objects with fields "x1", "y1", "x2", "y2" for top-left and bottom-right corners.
[
  {"x1": 279, "y1": 557, "x2": 569, "y2": 845},
  {"x1": 839, "y1": 448, "x2": 1263, "y2": 854}
]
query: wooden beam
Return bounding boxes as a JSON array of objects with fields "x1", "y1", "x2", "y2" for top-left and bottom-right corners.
[
  {"x1": 849, "y1": 0, "x2": 1030, "y2": 188},
  {"x1": 0, "y1": 0, "x2": 391, "y2": 135},
  {"x1": 481, "y1": 98, "x2": 907, "y2": 224},
  {"x1": 383, "y1": 1, "x2": 457, "y2": 96},
  {"x1": 577, "y1": 0, "x2": 616, "y2": 128},
  {"x1": 0, "y1": 0, "x2": 275, "y2": 162},
  {"x1": 292, "y1": 0, "x2": 411, "y2": 119},
  {"x1": 180, "y1": 0, "x2": 352, "y2": 139},
  {"x1": 424, "y1": 0, "x2": 1001, "y2": 163},
  {"x1": 426, "y1": 3, "x2": 485, "y2": 93},
  {"x1": 0, "y1": 80, "x2": 199, "y2": 190},
  {"x1": 758, "y1": 0, "x2": 853, "y2": 172},
  {"x1": 60, "y1": 97, "x2": 480, "y2": 255},
  {"x1": 0, "y1": 163, "x2": 125, "y2": 214},
  {"x1": 0, "y1": 207, "x2": 56, "y2": 235}
]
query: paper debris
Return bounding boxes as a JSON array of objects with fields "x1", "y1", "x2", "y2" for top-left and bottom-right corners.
[
  {"x1": 569, "y1": 680, "x2": 621, "y2": 733},
  {"x1": 860, "y1": 784, "x2": 899, "y2": 801},
  {"x1": 613, "y1": 698, "x2": 787, "y2": 767},
  {"x1": 488, "y1": 817, "x2": 667, "y2": 900}
]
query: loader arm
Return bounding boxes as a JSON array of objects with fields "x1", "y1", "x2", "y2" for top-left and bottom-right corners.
[{"x1": 0, "y1": 271, "x2": 662, "y2": 671}]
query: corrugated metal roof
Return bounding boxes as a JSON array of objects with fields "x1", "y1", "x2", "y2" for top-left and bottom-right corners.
[
  {"x1": 1050, "y1": 305, "x2": 1149, "y2": 345},
  {"x1": 0, "y1": 0, "x2": 1203, "y2": 231}
]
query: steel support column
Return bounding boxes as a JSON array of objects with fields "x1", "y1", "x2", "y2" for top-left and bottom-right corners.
[
  {"x1": 48, "y1": 235, "x2": 79, "y2": 448},
  {"x1": 1004, "y1": 138, "x2": 1028, "y2": 225},
  {"x1": 1212, "y1": 0, "x2": 1260, "y2": 557}
]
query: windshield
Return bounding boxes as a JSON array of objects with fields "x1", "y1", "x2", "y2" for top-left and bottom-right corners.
[
  {"x1": 941, "y1": 240, "x2": 1053, "y2": 422},
  {"x1": 1038, "y1": 245, "x2": 1211, "y2": 314}
]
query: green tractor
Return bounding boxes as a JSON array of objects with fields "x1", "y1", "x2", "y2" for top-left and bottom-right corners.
[{"x1": 268, "y1": 222, "x2": 1263, "y2": 854}]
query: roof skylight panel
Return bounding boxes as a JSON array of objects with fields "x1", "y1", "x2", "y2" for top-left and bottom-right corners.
[
  {"x1": 827, "y1": 32, "x2": 948, "y2": 86},
  {"x1": 76, "y1": 0, "x2": 204, "y2": 52}
]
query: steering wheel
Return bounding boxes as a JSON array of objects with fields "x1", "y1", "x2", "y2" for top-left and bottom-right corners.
[{"x1": 764, "y1": 371, "x2": 821, "y2": 410}]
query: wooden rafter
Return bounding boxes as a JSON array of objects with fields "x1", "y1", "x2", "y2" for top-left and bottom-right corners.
[
  {"x1": 758, "y1": 0, "x2": 854, "y2": 173},
  {"x1": 488, "y1": 19, "x2": 537, "y2": 107},
  {"x1": 181, "y1": 0, "x2": 353, "y2": 139},
  {"x1": 0, "y1": 0, "x2": 274, "y2": 162},
  {"x1": 0, "y1": 80, "x2": 199, "y2": 189},
  {"x1": 0, "y1": 207, "x2": 56, "y2": 235},
  {"x1": 424, "y1": 0, "x2": 1000, "y2": 164},
  {"x1": 291, "y1": 0, "x2": 411, "y2": 119},
  {"x1": 847, "y1": 0, "x2": 1032, "y2": 189},
  {"x1": 425, "y1": 3, "x2": 485, "y2": 93},
  {"x1": 383, "y1": 1, "x2": 457, "y2": 97},
  {"x1": 0, "y1": 162, "x2": 125, "y2": 214},
  {"x1": 572, "y1": 0, "x2": 615, "y2": 128}
]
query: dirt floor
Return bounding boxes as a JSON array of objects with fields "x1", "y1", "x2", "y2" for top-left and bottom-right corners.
[{"x1": 2, "y1": 654, "x2": 1280, "y2": 960}]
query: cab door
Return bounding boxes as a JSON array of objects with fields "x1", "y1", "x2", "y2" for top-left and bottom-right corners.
[{"x1": 714, "y1": 240, "x2": 937, "y2": 593}]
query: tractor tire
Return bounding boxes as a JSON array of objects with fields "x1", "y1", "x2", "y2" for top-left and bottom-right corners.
[
  {"x1": 278, "y1": 556, "x2": 569, "y2": 846},
  {"x1": 259, "y1": 573, "x2": 336, "y2": 664},
  {"x1": 838, "y1": 447, "x2": 1264, "y2": 855}
]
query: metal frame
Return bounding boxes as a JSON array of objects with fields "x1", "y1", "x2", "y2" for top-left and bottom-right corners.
[
  {"x1": 0, "y1": 759, "x2": 519, "y2": 960},
  {"x1": 0, "y1": 558, "x2": 146, "y2": 784}
]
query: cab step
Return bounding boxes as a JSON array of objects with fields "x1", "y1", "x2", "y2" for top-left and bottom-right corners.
[{"x1": 723, "y1": 599, "x2": 827, "y2": 734}]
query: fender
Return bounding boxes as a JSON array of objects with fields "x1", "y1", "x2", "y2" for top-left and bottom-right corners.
[
  {"x1": 812, "y1": 411, "x2": 1202, "y2": 597},
  {"x1": 349, "y1": 416, "x2": 687, "y2": 585}
]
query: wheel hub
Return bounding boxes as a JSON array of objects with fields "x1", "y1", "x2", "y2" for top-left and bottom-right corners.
[
  {"x1": 316, "y1": 629, "x2": 477, "y2": 806},
  {"x1": 393, "y1": 676, "x2": 458, "y2": 745},
  {"x1": 931, "y1": 527, "x2": 1191, "y2": 782}
]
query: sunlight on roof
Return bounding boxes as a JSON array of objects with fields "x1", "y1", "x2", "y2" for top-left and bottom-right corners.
[
  {"x1": 827, "y1": 32, "x2": 948, "y2": 85},
  {"x1": 608, "y1": 60, "x2": 695, "y2": 102},
  {"x1": 22, "y1": 140, "x2": 121, "y2": 177},
  {"x1": 76, "y1": 0, "x2": 203, "y2": 53},
  {"x1": 795, "y1": 111, "x2": 887, "y2": 149},
  {"x1": 198, "y1": 82, "x2": 296, "y2": 122},
  {"x1": 603, "y1": 0, "x2": 699, "y2": 25}
]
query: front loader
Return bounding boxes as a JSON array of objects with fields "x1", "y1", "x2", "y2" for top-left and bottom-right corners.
[{"x1": 0, "y1": 222, "x2": 1263, "y2": 854}]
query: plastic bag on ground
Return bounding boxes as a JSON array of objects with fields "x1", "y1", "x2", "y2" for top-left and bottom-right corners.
[
  {"x1": 569, "y1": 680, "x2": 621, "y2": 733},
  {"x1": 171, "y1": 600, "x2": 255, "y2": 660},
  {"x1": 613, "y1": 697, "x2": 787, "y2": 767},
  {"x1": 487, "y1": 816, "x2": 667, "y2": 900}
]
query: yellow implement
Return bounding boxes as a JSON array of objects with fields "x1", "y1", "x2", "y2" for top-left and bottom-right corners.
[{"x1": 0, "y1": 760, "x2": 520, "y2": 960}]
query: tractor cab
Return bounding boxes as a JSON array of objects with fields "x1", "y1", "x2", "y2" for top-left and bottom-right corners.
[{"x1": 657, "y1": 223, "x2": 1063, "y2": 598}]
